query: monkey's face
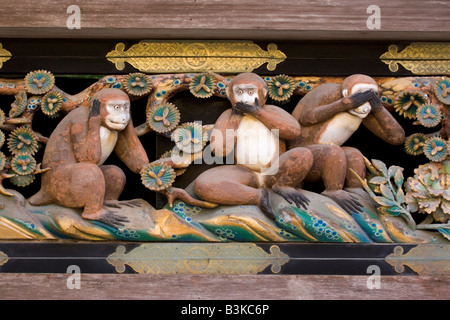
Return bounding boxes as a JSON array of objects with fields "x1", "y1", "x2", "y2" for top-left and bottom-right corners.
[
  {"x1": 232, "y1": 84, "x2": 259, "y2": 105},
  {"x1": 227, "y1": 73, "x2": 268, "y2": 108},
  {"x1": 102, "y1": 99, "x2": 131, "y2": 131},
  {"x1": 343, "y1": 83, "x2": 378, "y2": 119}
]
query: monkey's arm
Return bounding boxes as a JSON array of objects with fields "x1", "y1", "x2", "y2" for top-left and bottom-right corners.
[
  {"x1": 363, "y1": 95, "x2": 405, "y2": 146},
  {"x1": 209, "y1": 108, "x2": 242, "y2": 157},
  {"x1": 252, "y1": 104, "x2": 301, "y2": 140},
  {"x1": 298, "y1": 90, "x2": 374, "y2": 126},
  {"x1": 71, "y1": 103, "x2": 102, "y2": 163},
  {"x1": 115, "y1": 121, "x2": 149, "y2": 173}
]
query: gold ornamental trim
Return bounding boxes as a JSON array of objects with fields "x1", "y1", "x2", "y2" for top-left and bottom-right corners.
[
  {"x1": 386, "y1": 244, "x2": 450, "y2": 276},
  {"x1": 0, "y1": 250, "x2": 8, "y2": 267},
  {"x1": 0, "y1": 43, "x2": 11, "y2": 69},
  {"x1": 106, "y1": 243, "x2": 289, "y2": 275},
  {"x1": 380, "y1": 43, "x2": 450, "y2": 75},
  {"x1": 106, "y1": 40, "x2": 286, "y2": 73}
]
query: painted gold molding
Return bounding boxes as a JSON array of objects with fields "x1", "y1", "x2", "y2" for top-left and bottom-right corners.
[
  {"x1": 106, "y1": 40, "x2": 286, "y2": 73},
  {"x1": 386, "y1": 244, "x2": 450, "y2": 276},
  {"x1": 380, "y1": 43, "x2": 450, "y2": 75},
  {"x1": 0, "y1": 43, "x2": 11, "y2": 69},
  {"x1": 107, "y1": 243, "x2": 289, "y2": 274},
  {"x1": 0, "y1": 250, "x2": 8, "y2": 267}
]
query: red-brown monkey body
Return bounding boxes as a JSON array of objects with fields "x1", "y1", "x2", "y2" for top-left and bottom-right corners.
[
  {"x1": 289, "y1": 74, "x2": 405, "y2": 212},
  {"x1": 29, "y1": 88, "x2": 149, "y2": 227}
]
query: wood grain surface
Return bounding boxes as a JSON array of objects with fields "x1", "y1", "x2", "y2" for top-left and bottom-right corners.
[
  {"x1": 0, "y1": 273, "x2": 448, "y2": 300},
  {"x1": 0, "y1": 0, "x2": 449, "y2": 40}
]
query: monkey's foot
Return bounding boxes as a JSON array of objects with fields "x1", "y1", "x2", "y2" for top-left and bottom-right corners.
[
  {"x1": 321, "y1": 189, "x2": 363, "y2": 214},
  {"x1": 345, "y1": 187, "x2": 373, "y2": 201},
  {"x1": 272, "y1": 185, "x2": 309, "y2": 210},
  {"x1": 259, "y1": 188, "x2": 276, "y2": 220},
  {"x1": 82, "y1": 209, "x2": 129, "y2": 229}
]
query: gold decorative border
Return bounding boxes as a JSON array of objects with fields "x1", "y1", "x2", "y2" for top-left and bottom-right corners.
[
  {"x1": 0, "y1": 250, "x2": 8, "y2": 267},
  {"x1": 107, "y1": 243, "x2": 289, "y2": 275},
  {"x1": 380, "y1": 42, "x2": 450, "y2": 75},
  {"x1": 0, "y1": 43, "x2": 11, "y2": 69},
  {"x1": 386, "y1": 244, "x2": 450, "y2": 276},
  {"x1": 106, "y1": 40, "x2": 286, "y2": 73}
]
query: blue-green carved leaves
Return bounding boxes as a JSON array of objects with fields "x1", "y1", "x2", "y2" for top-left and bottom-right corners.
[{"x1": 355, "y1": 158, "x2": 416, "y2": 229}]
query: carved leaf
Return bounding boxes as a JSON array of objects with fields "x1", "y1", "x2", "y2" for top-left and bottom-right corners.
[
  {"x1": 369, "y1": 176, "x2": 388, "y2": 185},
  {"x1": 378, "y1": 205, "x2": 402, "y2": 216},
  {"x1": 396, "y1": 187, "x2": 406, "y2": 204},
  {"x1": 373, "y1": 196, "x2": 396, "y2": 207},
  {"x1": 380, "y1": 183, "x2": 395, "y2": 201},
  {"x1": 372, "y1": 159, "x2": 388, "y2": 177},
  {"x1": 393, "y1": 166, "x2": 404, "y2": 189}
]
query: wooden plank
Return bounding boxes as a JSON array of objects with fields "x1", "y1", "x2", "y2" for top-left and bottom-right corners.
[
  {"x1": 0, "y1": 273, "x2": 448, "y2": 300},
  {"x1": 0, "y1": 0, "x2": 448, "y2": 40}
]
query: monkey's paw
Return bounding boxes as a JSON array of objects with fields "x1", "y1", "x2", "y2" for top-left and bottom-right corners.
[
  {"x1": 82, "y1": 209, "x2": 129, "y2": 229},
  {"x1": 321, "y1": 189, "x2": 363, "y2": 214},
  {"x1": 97, "y1": 212, "x2": 129, "y2": 228},
  {"x1": 272, "y1": 186, "x2": 310, "y2": 211},
  {"x1": 259, "y1": 188, "x2": 276, "y2": 220}
]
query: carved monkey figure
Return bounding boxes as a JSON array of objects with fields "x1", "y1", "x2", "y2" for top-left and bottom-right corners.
[
  {"x1": 289, "y1": 74, "x2": 405, "y2": 212},
  {"x1": 28, "y1": 88, "x2": 149, "y2": 227},
  {"x1": 194, "y1": 73, "x2": 314, "y2": 220}
]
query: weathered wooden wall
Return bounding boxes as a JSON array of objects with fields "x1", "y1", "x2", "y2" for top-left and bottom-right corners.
[
  {"x1": 0, "y1": 0, "x2": 449, "y2": 40},
  {"x1": 1, "y1": 274, "x2": 448, "y2": 300}
]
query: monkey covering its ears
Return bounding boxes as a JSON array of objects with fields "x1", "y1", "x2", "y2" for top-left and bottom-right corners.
[{"x1": 28, "y1": 88, "x2": 150, "y2": 227}]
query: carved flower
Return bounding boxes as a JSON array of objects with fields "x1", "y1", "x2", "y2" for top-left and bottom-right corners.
[
  {"x1": 0, "y1": 151, "x2": 6, "y2": 171},
  {"x1": 394, "y1": 90, "x2": 429, "y2": 119},
  {"x1": 171, "y1": 122, "x2": 207, "y2": 154},
  {"x1": 11, "y1": 154, "x2": 36, "y2": 175},
  {"x1": 9, "y1": 172, "x2": 35, "y2": 187},
  {"x1": 268, "y1": 75, "x2": 295, "y2": 102},
  {"x1": 0, "y1": 130, "x2": 5, "y2": 149},
  {"x1": 24, "y1": 70, "x2": 55, "y2": 95},
  {"x1": 189, "y1": 74, "x2": 216, "y2": 98},
  {"x1": 7, "y1": 126, "x2": 38, "y2": 156},
  {"x1": 416, "y1": 104, "x2": 442, "y2": 128},
  {"x1": 9, "y1": 90, "x2": 27, "y2": 118},
  {"x1": 123, "y1": 73, "x2": 152, "y2": 96},
  {"x1": 405, "y1": 160, "x2": 450, "y2": 223},
  {"x1": 146, "y1": 102, "x2": 180, "y2": 133},
  {"x1": 140, "y1": 162, "x2": 176, "y2": 191},
  {"x1": 423, "y1": 137, "x2": 448, "y2": 162},
  {"x1": 433, "y1": 77, "x2": 450, "y2": 105},
  {"x1": 404, "y1": 133, "x2": 427, "y2": 156},
  {"x1": 41, "y1": 91, "x2": 63, "y2": 116},
  {"x1": 0, "y1": 109, "x2": 5, "y2": 126}
]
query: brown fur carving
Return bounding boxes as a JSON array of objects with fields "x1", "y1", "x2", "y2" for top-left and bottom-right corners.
[
  {"x1": 289, "y1": 74, "x2": 405, "y2": 212},
  {"x1": 194, "y1": 73, "x2": 314, "y2": 220},
  {"x1": 28, "y1": 88, "x2": 149, "y2": 227}
]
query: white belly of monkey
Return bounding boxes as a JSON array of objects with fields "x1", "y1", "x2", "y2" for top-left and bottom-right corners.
[
  {"x1": 317, "y1": 112, "x2": 362, "y2": 146},
  {"x1": 235, "y1": 115, "x2": 278, "y2": 171},
  {"x1": 99, "y1": 126, "x2": 118, "y2": 165}
]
